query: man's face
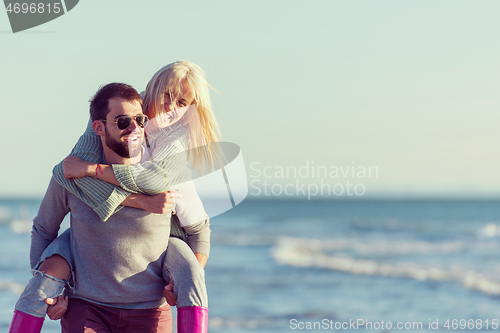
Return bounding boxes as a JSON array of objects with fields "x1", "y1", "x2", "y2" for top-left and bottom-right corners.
[{"x1": 103, "y1": 97, "x2": 144, "y2": 159}]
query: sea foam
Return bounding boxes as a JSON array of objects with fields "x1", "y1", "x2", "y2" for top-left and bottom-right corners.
[{"x1": 271, "y1": 236, "x2": 500, "y2": 296}]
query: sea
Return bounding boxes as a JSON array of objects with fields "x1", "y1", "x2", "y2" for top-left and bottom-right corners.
[{"x1": 1, "y1": 198, "x2": 500, "y2": 332}]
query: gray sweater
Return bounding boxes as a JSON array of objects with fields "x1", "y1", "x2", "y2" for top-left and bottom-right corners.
[{"x1": 31, "y1": 177, "x2": 170, "y2": 309}]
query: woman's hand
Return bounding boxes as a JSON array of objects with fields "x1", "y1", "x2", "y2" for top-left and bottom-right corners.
[
  {"x1": 63, "y1": 156, "x2": 94, "y2": 179},
  {"x1": 139, "y1": 191, "x2": 182, "y2": 214},
  {"x1": 123, "y1": 191, "x2": 182, "y2": 214}
]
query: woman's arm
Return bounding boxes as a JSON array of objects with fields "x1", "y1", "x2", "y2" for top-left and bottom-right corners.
[
  {"x1": 62, "y1": 157, "x2": 172, "y2": 195},
  {"x1": 63, "y1": 157, "x2": 120, "y2": 187},
  {"x1": 194, "y1": 253, "x2": 208, "y2": 269}
]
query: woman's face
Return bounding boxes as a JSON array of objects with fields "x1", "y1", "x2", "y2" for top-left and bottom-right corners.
[
  {"x1": 162, "y1": 82, "x2": 195, "y2": 113},
  {"x1": 144, "y1": 82, "x2": 195, "y2": 119}
]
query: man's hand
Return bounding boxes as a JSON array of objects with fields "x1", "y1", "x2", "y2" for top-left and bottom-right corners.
[
  {"x1": 63, "y1": 156, "x2": 94, "y2": 179},
  {"x1": 46, "y1": 295, "x2": 68, "y2": 320},
  {"x1": 163, "y1": 281, "x2": 177, "y2": 306}
]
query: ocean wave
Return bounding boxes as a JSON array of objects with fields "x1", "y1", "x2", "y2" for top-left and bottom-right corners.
[
  {"x1": 0, "y1": 204, "x2": 32, "y2": 234},
  {"x1": 0, "y1": 206, "x2": 12, "y2": 225},
  {"x1": 273, "y1": 236, "x2": 465, "y2": 255},
  {"x1": 477, "y1": 223, "x2": 500, "y2": 238},
  {"x1": 351, "y1": 217, "x2": 438, "y2": 233},
  {"x1": 0, "y1": 279, "x2": 24, "y2": 294},
  {"x1": 9, "y1": 219, "x2": 32, "y2": 234},
  {"x1": 211, "y1": 233, "x2": 276, "y2": 246},
  {"x1": 208, "y1": 314, "x2": 300, "y2": 330},
  {"x1": 271, "y1": 237, "x2": 500, "y2": 296}
]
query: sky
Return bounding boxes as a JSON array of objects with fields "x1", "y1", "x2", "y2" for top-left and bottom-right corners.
[{"x1": 1, "y1": 0, "x2": 499, "y2": 198}]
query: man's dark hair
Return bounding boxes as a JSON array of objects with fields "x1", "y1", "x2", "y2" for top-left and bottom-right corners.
[{"x1": 90, "y1": 83, "x2": 142, "y2": 121}]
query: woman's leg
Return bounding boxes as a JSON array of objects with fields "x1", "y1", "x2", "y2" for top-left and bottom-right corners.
[
  {"x1": 9, "y1": 230, "x2": 72, "y2": 333},
  {"x1": 163, "y1": 237, "x2": 208, "y2": 333},
  {"x1": 163, "y1": 237, "x2": 207, "y2": 307},
  {"x1": 38, "y1": 254, "x2": 71, "y2": 280}
]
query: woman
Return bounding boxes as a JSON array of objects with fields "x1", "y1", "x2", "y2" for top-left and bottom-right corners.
[{"x1": 9, "y1": 60, "x2": 221, "y2": 333}]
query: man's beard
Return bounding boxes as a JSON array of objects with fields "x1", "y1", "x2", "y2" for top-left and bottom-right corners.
[{"x1": 104, "y1": 127, "x2": 142, "y2": 159}]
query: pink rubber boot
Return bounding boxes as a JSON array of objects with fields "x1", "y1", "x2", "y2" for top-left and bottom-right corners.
[
  {"x1": 8, "y1": 310, "x2": 44, "y2": 333},
  {"x1": 177, "y1": 306, "x2": 208, "y2": 333}
]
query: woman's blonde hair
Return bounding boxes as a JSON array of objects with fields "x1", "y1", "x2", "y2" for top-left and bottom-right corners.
[{"x1": 142, "y1": 60, "x2": 222, "y2": 172}]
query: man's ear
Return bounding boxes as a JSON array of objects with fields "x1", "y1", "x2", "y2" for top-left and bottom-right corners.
[{"x1": 92, "y1": 120, "x2": 105, "y2": 136}]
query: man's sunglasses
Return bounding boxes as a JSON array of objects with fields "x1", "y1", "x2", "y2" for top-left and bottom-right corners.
[{"x1": 102, "y1": 115, "x2": 149, "y2": 130}]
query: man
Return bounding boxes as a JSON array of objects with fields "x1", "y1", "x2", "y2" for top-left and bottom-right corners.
[{"x1": 11, "y1": 83, "x2": 176, "y2": 332}]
